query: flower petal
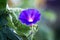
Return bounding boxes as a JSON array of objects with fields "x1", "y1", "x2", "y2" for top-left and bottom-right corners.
[{"x1": 19, "y1": 9, "x2": 41, "y2": 25}]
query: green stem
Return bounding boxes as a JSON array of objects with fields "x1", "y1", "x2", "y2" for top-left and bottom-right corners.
[
  {"x1": 28, "y1": 25, "x2": 34, "y2": 40},
  {"x1": 28, "y1": 24, "x2": 38, "y2": 40},
  {"x1": 31, "y1": 25, "x2": 34, "y2": 40}
]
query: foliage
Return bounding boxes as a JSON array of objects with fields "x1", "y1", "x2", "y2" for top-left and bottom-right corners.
[
  {"x1": 0, "y1": 9, "x2": 31, "y2": 40},
  {"x1": 0, "y1": 0, "x2": 7, "y2": 9}
]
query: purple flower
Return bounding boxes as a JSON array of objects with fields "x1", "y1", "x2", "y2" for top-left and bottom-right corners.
[{"x1": 19, "y1": 9, "x2": 41, "y2": 25}]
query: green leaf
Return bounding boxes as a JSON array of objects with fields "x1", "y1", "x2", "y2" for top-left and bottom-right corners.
[
  {"x1": 0, "y1": 10, "x2": 22, "y2": 40},
  {"x1": 0, "y1": 0, "x2": 7, "y2": 9},
  {"x1": 0, "y1": 10, "x2": 9, "y2": 27},
  {"x1": 2, "y1": 27, "x2": 20, "y2": 40},
  {"x1": 10, "y1": 11, "x2": 30, "y2": 36}
]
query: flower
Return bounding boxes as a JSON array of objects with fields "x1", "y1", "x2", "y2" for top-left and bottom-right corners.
[{"x1": 19, "y1": 9, "x2": 41, "y2": 25}]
